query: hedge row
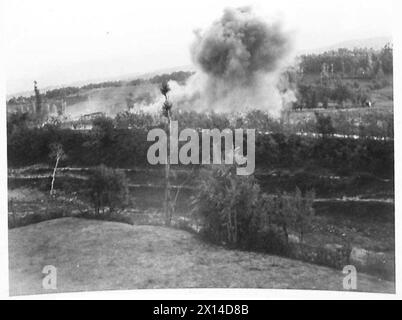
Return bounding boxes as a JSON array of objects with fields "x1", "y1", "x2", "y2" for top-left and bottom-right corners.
[{"x1": 8, "y1": 126, "x2": 393, "y2": 178}]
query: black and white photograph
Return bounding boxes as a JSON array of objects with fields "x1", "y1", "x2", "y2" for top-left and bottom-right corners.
[{"x1": 1, "y1": 0, "x2": 399, "y2": 299}]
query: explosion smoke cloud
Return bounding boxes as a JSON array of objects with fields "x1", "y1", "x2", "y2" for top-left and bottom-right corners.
[
  {"x1": 191, "y1": 7, "x2": 290, "y2": 83},
  {"x1": 168, "y1": 6, "x2": 294, "y2": 116}
]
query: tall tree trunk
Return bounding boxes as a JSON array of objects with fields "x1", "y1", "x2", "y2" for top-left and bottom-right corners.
[
  {"x1": 164, "y1": 114, "x2": 171, "y2": 226},
  {"x1": 50, "y1": 156, "x2": 60, "y2": 196}
]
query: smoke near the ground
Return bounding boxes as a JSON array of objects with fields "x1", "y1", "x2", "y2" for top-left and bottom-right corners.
[{"x1": 168, "y1": 6, "x2": 294, "y2": 116}]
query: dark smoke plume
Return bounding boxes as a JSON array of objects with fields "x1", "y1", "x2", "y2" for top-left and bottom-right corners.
[
  {"x1": 191, "y1": 7, "x2": 290, "y2": 84},
  {"x1": 155, "y1": 7, "x2": 295, "y2": 116}
]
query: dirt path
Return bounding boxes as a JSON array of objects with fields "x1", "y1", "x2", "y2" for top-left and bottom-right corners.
[{"x1": 8, "y1": 218, "x2": 395, "y2": 296}]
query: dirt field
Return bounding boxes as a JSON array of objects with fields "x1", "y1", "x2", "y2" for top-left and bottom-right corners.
[{"x1": 8, "y1": 218, "x2": 394, "y2": 296}]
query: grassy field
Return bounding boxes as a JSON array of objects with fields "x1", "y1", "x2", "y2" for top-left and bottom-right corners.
[
  {"x1": 8, "y1": 171, "x2": 395, "y2": 265},
  {"x1": 9, "y1": 217, "x2": 394, "y2": 296},
  {"x1": 8, "y1": 160, "x2": 395, "y2": 293}
]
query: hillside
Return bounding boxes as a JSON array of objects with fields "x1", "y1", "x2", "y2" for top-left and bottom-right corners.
[
  {"x1": 9, "y1": 218, "x2": 394, "y2": 296},
  {"x1": 303, "y1": 36, "x2": 392, "y2": 54}
]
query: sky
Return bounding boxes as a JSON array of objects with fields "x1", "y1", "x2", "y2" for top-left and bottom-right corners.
[{"x1": 3, "y1": 0, "x2": 394, "y2": 95}]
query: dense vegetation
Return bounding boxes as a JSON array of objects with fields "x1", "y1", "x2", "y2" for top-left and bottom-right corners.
[
  {"x1": 290, "y1": 45, "x2": 393, "y2": 109},
  {"x1": 192, "y1": 165, "x2": 315, "y2": 251},
  {"x1": 7, "y1": 110, "x2": 393, "y2": 178},
  {"x1": 299, "y1": 45, "x2": 393, "y2": 76}
]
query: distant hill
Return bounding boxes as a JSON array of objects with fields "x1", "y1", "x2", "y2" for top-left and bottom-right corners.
[
  {"x1": 306, "y1": 36, "x2": 392, "y2": 54},
  {"x1": 7, "y1": 64, "x2": 195, "y2": 99},
  {"x1": 8, "y1": 37, "x2": 392, "y2": 98}
]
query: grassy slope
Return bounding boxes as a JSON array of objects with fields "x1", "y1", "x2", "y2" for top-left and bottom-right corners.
[{"x1": 9, "y1": 218, "x2": 394, "y2": 296}]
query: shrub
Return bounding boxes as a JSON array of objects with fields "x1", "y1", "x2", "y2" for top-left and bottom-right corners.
[
  {"x1": 8, "y1": 196, "x2": 69, "y2": 229},
  {"x1": 191, "y1": 165, "x2": 261, "y2": 247},
  {"x1": 256, "y1": 189, "x2": 315, "y2": 245},
  {"x1": 191, "y1": 165, "x2": 315, "y2": 254},
  {"x1": 314, "y1": 112, "x2": 335, "y2": 136},
  {"x1": 85, "y1": 165, "x2": 130, "y2": 215}
]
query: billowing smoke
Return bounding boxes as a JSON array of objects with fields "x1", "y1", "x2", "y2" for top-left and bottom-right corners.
[
  {"x1": 169, "y1": 7, "x2": 294, "y2": 116},
  {"x1": 61, "y1": 7, "x2": 295, "y2": 120},
  {"x1": 192, "y1": 7, "x2": 289, "y2": 82}
]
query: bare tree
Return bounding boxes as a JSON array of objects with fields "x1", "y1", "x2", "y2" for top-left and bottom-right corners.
[
  {"x1": 49, "y1": 142, "x2": 66, "y2": 196},
  {"x1": 160, "y1": 81, "x2": 173, "y2": 226}
]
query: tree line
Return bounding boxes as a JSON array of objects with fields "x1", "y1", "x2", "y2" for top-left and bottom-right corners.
[
  {"x1": 8, "y1": 113, "x2": 393, "y2": 178},
  {"x1": 299, "y1": 44, "x2": 393, "y2": 76}
]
